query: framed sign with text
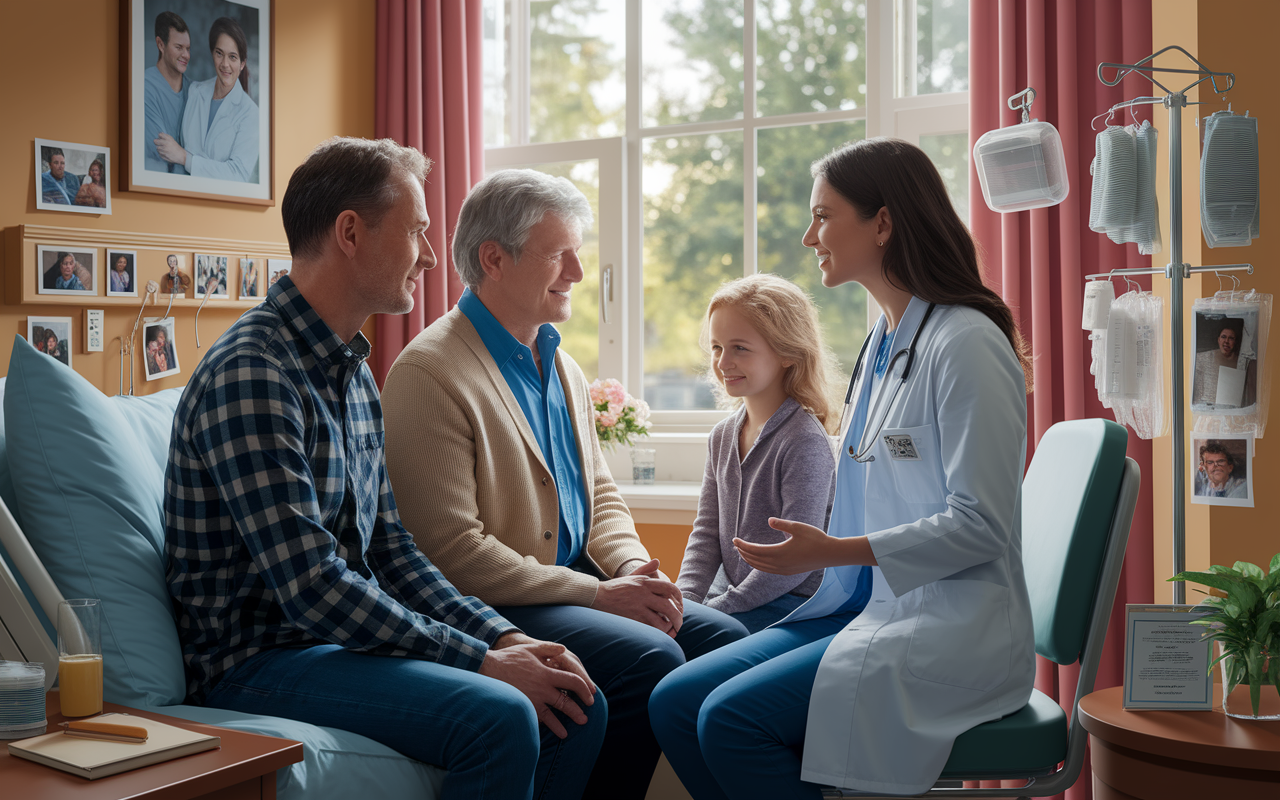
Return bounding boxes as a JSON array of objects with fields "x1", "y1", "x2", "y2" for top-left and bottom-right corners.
[{"x1": 1123, "y1": 604, "x2": 1214, "y2": 710}]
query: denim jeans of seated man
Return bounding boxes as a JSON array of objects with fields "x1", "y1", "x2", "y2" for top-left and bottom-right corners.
[
  {"x1": 496, "y1": 558, "x2": 748, "y2": 800},
  {"x1": 204, "y1": 643, "x2": 607, "y2": 800}
]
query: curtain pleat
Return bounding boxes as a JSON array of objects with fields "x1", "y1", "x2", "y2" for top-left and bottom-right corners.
[
  {"x1": 970, "y1": 2, "x2": 1156, "y2": 797},
  {"x1": 373, "y1": 0, "x2": 483, "y2": 385}
]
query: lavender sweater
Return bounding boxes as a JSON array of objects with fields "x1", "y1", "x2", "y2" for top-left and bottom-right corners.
[{"x1": 677, "y1": 397, "x2": 835, "y2": 614}]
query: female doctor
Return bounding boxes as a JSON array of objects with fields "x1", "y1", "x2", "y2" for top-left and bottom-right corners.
[
  {"x1": 155, "y1": 17, "x2": 260, "y2": 183},
  {"x1": 649, "y1": 138, "x2": 1037, "y2": 799}
]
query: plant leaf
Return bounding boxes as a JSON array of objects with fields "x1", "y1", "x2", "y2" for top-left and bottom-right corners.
[
  {"x1": 1270, "y1": 552, "x2": 1280, "y2": 576},
  {"x1": 1235, "y1": 561, "x2": 1266, "y2": 582}
]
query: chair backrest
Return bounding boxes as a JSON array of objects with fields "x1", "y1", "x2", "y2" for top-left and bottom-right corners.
[{"x1": 1022, "y1": 418, "x2": 1129, "y2": 666}]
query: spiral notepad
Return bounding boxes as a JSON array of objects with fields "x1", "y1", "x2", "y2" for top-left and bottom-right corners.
[{"x1": 0, "y1": 661, "x2": 47, "y2": 740}]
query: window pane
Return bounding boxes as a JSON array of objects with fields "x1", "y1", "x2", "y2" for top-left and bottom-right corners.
[
  {"x1": 918, "y1": 131, "x2": 969, "y2": 224},
  {"x1": 643, "y1": 0, "x2": 744, "y2": 128},
  {"x1": 482, "y1": 0, "x2": 510, "y2": 146},
  {"x1": 756, "y1": 0, "x2": 867, "y2": 118},
  {"x1": 643, "y1": 132, "x2": 745, "y2": 409},
  {"x1": 758, "y1": 121, "x2": 868, "y2": 387},
  {"x1": 530, "y1": 0, "x2": 626, "y2": 143},
  {"x1": 898, "y1": 0, "x2": 968, "y2": 96},
  {"x1": 487, "y1": 160, "x2": 602, "y2": 381}
]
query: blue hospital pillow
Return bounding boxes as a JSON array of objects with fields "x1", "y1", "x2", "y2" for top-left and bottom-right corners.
[{"x1": 4, "y1": 336, "x2": 187, "y2": 707}]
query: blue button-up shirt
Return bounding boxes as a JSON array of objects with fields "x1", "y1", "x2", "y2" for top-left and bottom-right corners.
[
  {"x1": 165, "y1": 276, "x2": 514, "y2": 702},
  {"x1": 458, "y1": 289, "x2": 588, "y2": 565}
]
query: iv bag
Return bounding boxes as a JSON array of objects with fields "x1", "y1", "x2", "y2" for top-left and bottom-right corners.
[{"x1": 1099, "y1": 290, "x2": 1167, "y2": 440}]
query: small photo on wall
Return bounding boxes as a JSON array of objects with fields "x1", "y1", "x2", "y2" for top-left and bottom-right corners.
[
  {"x1": 106, "y1": 250, "x2": 139, "y2": 297},
  {"x1": 161, "y1": 253, "x2": 191, "y2": 296},
  {"x1": 35, "y1": 138, "x2": 111, "y2": 214},
  {"x1": 28, "y1": 316, "x2": 72, "y2": 368},
  {"x1": 37, "y1": 246, "x2": 97, "y2": 296},
  {"x1": 143, "y1": 317, "x2": 180, "y2": 380},
  {"x1": 1191, "y1": 433, "x2": 1253, "y2": 508},
  {"x1": 239, "y1": 258, "x2": 263, "y2": 298},
  {"x1": 267, "y1": 258, "x2": 291, "y2": 289},
  {"x1": 195, "y1": 254, "x2": 229, "y2": 299}
]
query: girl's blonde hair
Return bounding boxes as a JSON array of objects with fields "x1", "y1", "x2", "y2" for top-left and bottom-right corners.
[{"x1": 700, "y1": 274, "x2": 839, "y2": 433}]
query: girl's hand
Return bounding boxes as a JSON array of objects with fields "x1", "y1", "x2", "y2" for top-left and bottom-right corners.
[{"x1": 735, "y1": 518, "x2": 838, "y2": 575}]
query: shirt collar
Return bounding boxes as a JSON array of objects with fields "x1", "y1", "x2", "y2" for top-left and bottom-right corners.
[
  {"x1": 267, "y1": 274, "x2": 369, "y2": 365},
  {"x1": 458, "y1": 288, "x2": 561, "y2": 369}
]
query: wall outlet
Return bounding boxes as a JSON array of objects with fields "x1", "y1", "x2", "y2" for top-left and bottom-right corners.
[{"x1": 85, "y1": 309, "x2": 104, "y2": 352}]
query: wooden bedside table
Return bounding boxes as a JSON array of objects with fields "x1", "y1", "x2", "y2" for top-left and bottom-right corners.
[{"x1": 0, "y1": 692, "x2": 303, "y2": 800}]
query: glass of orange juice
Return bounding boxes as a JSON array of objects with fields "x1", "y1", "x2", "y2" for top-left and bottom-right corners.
[{"x1": 57, "y1": 599, "x2": 103, "y2": 717}]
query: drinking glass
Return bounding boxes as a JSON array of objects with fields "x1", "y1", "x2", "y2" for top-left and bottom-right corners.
[
  {"x1": 57, "y1": 599, "x2": 102, "y2": 717},
  {"x1": 631, "y1": 448, "x2": 656, "y2": 485}
]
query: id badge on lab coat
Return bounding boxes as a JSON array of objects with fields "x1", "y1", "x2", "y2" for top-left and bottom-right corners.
[{"x1": 867, "y1": 425, "x2": 944, "y2": 505}]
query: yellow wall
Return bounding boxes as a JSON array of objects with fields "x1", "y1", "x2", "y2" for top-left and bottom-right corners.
[
  {"x1": 1196, "y1": 0, "x2": 1280, "y2": 574},
  {"x1": 0, "y1": 0, "x2": 376, "y2": 394},
  {"x1": 1151, "y1": 0, "x2": 1278, "y2": 599}
]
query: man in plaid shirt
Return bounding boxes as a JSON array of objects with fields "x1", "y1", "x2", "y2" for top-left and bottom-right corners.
[{"x1": 165, "y1": 137, "x2": 605, "y2": 800}]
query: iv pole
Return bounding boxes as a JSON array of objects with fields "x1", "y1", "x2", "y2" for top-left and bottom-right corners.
[{"x1": 1091, "y1": 45, "x2": 1252, "y2": 604}]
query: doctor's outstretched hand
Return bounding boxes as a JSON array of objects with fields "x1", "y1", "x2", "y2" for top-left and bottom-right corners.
[{"x1": 736, "y1": 518, "x2": 879, "y2": 575}]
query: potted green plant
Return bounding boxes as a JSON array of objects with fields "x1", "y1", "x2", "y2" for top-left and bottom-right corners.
[{"x1": 1170, "y1": 554, "x2": 1280, "y2": 719}]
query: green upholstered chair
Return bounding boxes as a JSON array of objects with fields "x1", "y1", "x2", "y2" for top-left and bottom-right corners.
[{"x1": 823, "y1": 418, "x2": 1138, "y2": 799}]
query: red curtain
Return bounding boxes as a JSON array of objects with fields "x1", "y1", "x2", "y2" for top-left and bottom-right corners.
[
  {"x1": 373, "y1": 0, "x2": 485, "y2": 385},
  {"x1": 969, "y1": 2, "x2": 1156, "y2": 798}
]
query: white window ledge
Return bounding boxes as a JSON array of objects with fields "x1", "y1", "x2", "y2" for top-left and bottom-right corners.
[{"x1": 615, "y1": 481, "x2": 700, "y2": 526}]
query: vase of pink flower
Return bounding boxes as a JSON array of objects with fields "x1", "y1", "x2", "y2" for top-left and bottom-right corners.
[{"x1": 588, "y1": 379, "x2": 652, "y2": 480}]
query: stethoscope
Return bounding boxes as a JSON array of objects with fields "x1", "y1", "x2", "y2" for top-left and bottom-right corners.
[{"x1": 839, "y1": 302, "x2": 937, "y2": 462}]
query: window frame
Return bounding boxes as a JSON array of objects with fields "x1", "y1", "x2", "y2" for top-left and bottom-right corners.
[{"x1": 484, "y1": 0, "x2": 968, "y2": 441}]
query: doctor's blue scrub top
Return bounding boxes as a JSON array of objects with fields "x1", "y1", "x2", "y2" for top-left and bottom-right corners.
[{"x1": 458, "y1": 289, "x2": 588, "y2": 566}]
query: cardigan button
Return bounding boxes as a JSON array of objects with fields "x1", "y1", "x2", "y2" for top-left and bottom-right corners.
[
  {"x1": 542, "y1": 477, "x2": 549, "y2": 486},
  {"x1": 543, "y1": 530, "x2": 553, "y2": 540}
]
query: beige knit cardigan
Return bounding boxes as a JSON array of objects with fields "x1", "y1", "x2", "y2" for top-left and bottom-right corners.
[{"x1": 381, "y1": 307, "x2": 651, "y2": 608}]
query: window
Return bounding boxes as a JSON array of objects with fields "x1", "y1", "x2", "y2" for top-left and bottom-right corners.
[{"x1": 484, "y1": 0, "x2": 968, "y2": 430}]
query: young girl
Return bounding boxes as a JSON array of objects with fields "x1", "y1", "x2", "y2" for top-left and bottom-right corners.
[{"x1": 676, "y1": 273, "x2": 838, "y2": 633}]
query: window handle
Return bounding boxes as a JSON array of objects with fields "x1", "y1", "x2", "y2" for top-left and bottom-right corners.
[{"x1": 600, "y1": 264, "x2": 613, "y2": 324}]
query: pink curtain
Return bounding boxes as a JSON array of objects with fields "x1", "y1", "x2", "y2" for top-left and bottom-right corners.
[
  {"x1": 970, "y1": 2, "x2": 1155, "y2": 798},
  {"x1": 373, "y1": 0, "x2": 485, "y2": 385}
]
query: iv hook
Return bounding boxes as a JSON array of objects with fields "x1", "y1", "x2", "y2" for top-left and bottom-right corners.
[{"x1": 1007, "y1": 87, "x2": 1036, "y2": 124}]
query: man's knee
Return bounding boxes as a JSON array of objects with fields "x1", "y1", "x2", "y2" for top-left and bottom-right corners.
[{"x1": 472, "y1": 680, "x2": 542, "y2": 769}]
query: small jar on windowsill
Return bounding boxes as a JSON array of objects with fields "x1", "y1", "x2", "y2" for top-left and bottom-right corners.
[{"x1": 631, "y1": 447, "x2": 656, "y2": 485}]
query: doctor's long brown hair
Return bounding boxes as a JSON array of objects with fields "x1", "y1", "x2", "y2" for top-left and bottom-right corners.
[{"x1": 812, "y1": 138, "x2": 1034, "y2": 394}]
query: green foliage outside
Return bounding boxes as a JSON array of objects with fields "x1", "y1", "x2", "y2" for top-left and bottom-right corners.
[{"x1": 517, "y1": 0, "x2": 966, "y2": 407}]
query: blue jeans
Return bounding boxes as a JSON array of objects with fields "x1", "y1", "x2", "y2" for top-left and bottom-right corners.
[
  {"x1": 727, "y1": 592, "x2": 808, "y2": 634},
  {"x1": 204, "y1": 644, "x2": 607, "y2": 800},
  {"x1": 496, "y1": 601, "x2": 748, "y2": 800},
  {"x1": 648, "y1": 612, "x2": 856, "y2": 800}
]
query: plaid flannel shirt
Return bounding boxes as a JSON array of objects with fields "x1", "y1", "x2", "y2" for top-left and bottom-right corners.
[{"x1": 165, "y1": 276, "x2": 515, "y2": 702}]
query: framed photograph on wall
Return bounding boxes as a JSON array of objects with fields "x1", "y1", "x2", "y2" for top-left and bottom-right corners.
[
  {"x1": 239, "y1": 257, "x2": 263, "y2": 298},
  {"x1": 35, "y1": 139, "x2": 112, "y2": 214},
  {"x1": 122, "y1": 0, "x2": 273, "y2": 204},
  {"x1": 195, "y1": 253, "x2": 229, "y2": 298},
  {"x1": 37, "y1": 246, "x2": 98, "y2": 296},
  {"x1": 106, "y1": 250, "x2": 139, "y2": 297},
  {"x1": 161, "y1": 253, "x2": 192, "y2": 296},
  {"x1": 143, "y1": 318, "x2": 180, "y2": 380},
  {"x1": 28, "y1": 317, "x2": 73, "y2": 368},
  {"x1": 266, "y1": 258, "x2": 291, "y2": 289}
]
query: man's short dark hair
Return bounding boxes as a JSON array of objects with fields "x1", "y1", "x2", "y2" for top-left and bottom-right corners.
[
  {"x1": 281, "y1": 137, "x2": 431, "y2": 260},
  {"x1": 43, "y1": 147, "x2": 64, "y2": 164},
  {"x1": 154, "y1": 11, "x2": 189, "y2": 46},
  {"x1": 1199, "y1": 441, "x2": 1235, "y2": 468}
]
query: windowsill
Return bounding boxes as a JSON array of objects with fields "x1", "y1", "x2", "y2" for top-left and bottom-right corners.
[{"x1": 616, "y1": 481, "x2": 700, "y2": 526}]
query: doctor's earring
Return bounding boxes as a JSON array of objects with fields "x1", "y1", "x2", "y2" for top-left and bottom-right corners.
[{"x1": 877, "y1": 241, "x2": 884, "y2": 247}]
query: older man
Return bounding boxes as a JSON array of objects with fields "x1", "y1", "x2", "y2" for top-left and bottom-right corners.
[
  {"x1": 164, "y1": 141, "x2": 605, "y2": 800},
  {"x1": 1194, "y1": 441, "x2": 1248, "y2": 499},
  {"x1": 382, "y1": 169, "x2": 748, "y2": 800}
]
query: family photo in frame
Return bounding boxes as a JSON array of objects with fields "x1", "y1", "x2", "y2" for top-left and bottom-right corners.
[
  {"x1": 37, "y1": 246, "x2": 97, "y2": 296},
  {"x1": 34, "y1": 138, "x2": 112, "y2": 214},
  {"x1": 196, "y1": 253, "x2": 230, "y2": 298},
  {"x1": 28, "y1": 317, "x2": 72, "y2": 368},
  {"x1": 143, "y1": 318, "x2": 181, "y2": 380},
  {"x1": 107, "y1": 250, "x2": 139, "y2": 297},
  {"x1": 123, "y1": 0, "x2": 273, "y2": 204}
]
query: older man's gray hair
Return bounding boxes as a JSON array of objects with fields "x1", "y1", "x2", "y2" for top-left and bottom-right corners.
[{"x1": 452, "y1": 169, "x2": 593, "y2": 291}]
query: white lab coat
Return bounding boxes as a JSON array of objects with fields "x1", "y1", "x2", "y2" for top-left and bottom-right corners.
[
  {"x1": 779, "y1": 297, "x2": 1036, "y2": 795},
  {"x1": 180, "y1": 78, "x2": 260, "y2": 182}
]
